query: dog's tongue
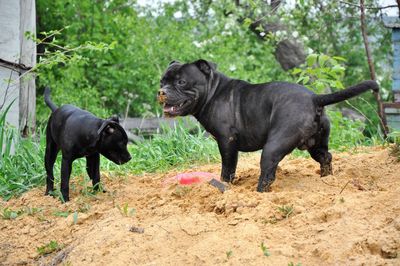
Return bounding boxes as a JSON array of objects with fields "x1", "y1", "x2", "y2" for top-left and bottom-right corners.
[{"x1": 163, "y1": 105, "x2": 175, "y2": 113}]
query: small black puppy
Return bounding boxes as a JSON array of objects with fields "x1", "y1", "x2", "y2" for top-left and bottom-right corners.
[
  {"x1": 159, "y1": 59, "x2": 379, "y2": 192},
  {"x1": 44, "y1": 87, "x2": 131, "y2": 202}
]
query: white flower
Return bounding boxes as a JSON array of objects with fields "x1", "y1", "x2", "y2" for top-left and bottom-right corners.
[
  {"x1": 229, "y1": 65, "x2": 237, "y2": 71},
  {"x1": 292, "y1": 31, "x2": 299, "y2": 38},
  {"x1": 260, "y1": 32, "x2": 266, "y2": 37},
  {"x1": 193, "y1": 41, "x2": 202, "y2": 48},
  {"x1": 173, "y1": 11, "x2": 182, "y2": 19}
]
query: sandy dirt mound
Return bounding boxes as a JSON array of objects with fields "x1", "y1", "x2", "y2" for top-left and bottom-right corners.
[{"x1": 1, "y1": 146, "x2": 399, "y2": 265}]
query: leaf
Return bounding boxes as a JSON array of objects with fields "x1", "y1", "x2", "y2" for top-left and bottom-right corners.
[
  {"x1": 332, "y1": 56, "x2": 347, "y2": 62},
  {"x1": 306, "y1": 54, "x2": 318, "y2": 67},
  {"x1": 73, "y1": 212, "x2": 78, "y2": 225},
  {"x1": 318, "y1": 54, "x2": 330, "y2": 67},
  {"x1": 291, "y1": 68, "x2": 302, "y2": 75},
  {"x1": 243, "y1": 18, "x2": 253, "y2": 28}
]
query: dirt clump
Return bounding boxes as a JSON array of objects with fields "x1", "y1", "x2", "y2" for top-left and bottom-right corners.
[{"x1": 0, "y1": 146, "x2": 399, "y2": 265}]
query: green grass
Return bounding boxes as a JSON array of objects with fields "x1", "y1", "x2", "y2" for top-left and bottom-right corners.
[
  {"x1": 37, "y1": 240, "x2": 63, "y2": 255},
  {"x1": 389, "y1": 131, "x2": 400, "y2": 161}
]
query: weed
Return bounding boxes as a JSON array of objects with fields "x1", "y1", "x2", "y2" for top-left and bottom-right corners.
[
  {"x1": 261, "y1": 216, "x2": 278, "y2": 224},
  {"x1": 172, "y1": 186, "x2": 192, "y2": 197},
  {"x1": 53, "y1": 211, "x2": 70, "y2": 217},
  {"x1": 23, "y1": 206, "x2": 43, "y2": 216},
  {"x1": 0, "y1": 207, "x2": 21, "y2": 220},
  {"x1": 389, "y1": 131, "x2": 400, "y2": 160},
  {"x1": 288, "y1": 262, "x2": 302, "y2": 266},
  {"x1": 260, "y1": 242, "x2": 271, "y2": 257},
  {"x1": 77, "y1": 202, "x2": 91, "y2": 213},
  {"x1": 73, "y1": 212, "x2": 78, "y2": 225},
  {"x1": 117, "y1": 203, "x2": 136, "y2": 217},
  {"x1": 37, "y1": 240, "x2": 63, "y2": 255},
  {"x1": 277, "y1": 205, "x2": 294, "y2": 219},
  {"x1": 339, "y1": 197, "x2": 345, "y2": 203},
  {"x1": 226, "y1": 250, "x2": 233, "y2": 259}
]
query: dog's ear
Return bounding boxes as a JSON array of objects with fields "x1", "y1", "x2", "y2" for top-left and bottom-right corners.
[
  {"x1": 97, "y1": 120, "x2": 128, "y2": 139},
  {"x1": 169, "y1": 60, "x2": 180, "y2": 66},
  {"x1": 109, "y1": 115, "x2": 120, "y2": 124},
  {"x1": 194, "y1": 59, "x2": 217, "y2": 75}
]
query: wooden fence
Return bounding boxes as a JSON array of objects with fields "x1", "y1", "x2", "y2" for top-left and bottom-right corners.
[{"x1": 121, "y1": 116, "x2": 200, "y2": 142}]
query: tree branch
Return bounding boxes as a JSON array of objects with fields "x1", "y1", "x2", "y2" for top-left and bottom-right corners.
[
  {"x1": 341, "y1": 1, "x2": 398, "y2": 10},
  {"x1": 359, "y1": 0, "x2": 388, "y2": 137}
]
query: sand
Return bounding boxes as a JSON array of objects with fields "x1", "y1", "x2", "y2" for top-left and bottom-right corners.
[{"x1": 0, "y1": 146, "x2": 399, "y2": 265}]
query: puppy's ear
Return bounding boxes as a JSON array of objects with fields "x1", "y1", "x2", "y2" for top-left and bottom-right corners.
[
  {"x1": 106, "y1": 125, "x2": 115, "y2": 134},
  {"x1": 194, "y1": 59, "x2": 217, "y2": 75},
  {"x1": 169, "y1": 60, "x2": 180, "y2": 66},
  {"x1": 109, "y1": 115, "x2": 120, "y2": 124},
  {"x1": 97, "y1": 120, "x2": 128, "y2": 139}
]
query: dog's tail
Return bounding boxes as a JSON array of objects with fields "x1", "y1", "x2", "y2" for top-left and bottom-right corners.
[
  {"x1": 44, "y1": 87, "x2": 58, "y2": 112},
  {"x1": 313, "y1": 80, "x2": 379, "y2": 107}
]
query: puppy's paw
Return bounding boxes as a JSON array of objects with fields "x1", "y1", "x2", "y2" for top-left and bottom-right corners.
[{"x1": 45, "y1": 189, "x2": 54, "y2": 196}]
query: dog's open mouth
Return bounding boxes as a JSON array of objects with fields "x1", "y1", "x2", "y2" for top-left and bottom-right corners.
[{"x1": 163, "y1": 100, "x2": 191, "y2": 116}]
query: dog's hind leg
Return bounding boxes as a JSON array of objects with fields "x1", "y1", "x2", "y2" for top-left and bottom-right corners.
[
  {"x1": 60, "y1": 156, "x2": 73, "y2": 202},
  {"x1": 86, "y1": 153, "x2": 102, "y2": 191},
  {"x1": 308, "y1": 116, "x2": 333, "y2": 177},
  {"x1": 44, "y1": 129, "x2": 59, "y2": 195},
  {"x1": 257, "y1": 134, "x2": 299, "y2": 192}
]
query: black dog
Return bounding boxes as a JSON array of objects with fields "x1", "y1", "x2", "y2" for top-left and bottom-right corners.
[
  {"x1": 158, "y1": 59, "x2": 378, "y2": 192},
  {"x1": 44, "y1": 88, "x2": 131, "y2": 201}
]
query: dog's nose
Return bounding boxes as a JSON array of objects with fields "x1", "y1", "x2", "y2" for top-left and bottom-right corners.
[
  {"x1": 158, "y1": 89, "x2": 166, "y2": 97},
  {"x1": 158, "y1": 89, "x2": 167, "y2": 103}
]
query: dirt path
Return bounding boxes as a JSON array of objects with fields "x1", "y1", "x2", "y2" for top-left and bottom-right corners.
[{"x1": 1, "y1": 146, "x2": 399, "y2": 265}]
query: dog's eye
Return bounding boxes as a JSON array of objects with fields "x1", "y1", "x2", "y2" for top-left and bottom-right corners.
[{"x1": 177, "y1": 79, "x2": 186, "y2": 86}]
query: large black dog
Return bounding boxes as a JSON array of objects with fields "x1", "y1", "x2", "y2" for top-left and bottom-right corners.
[
  {"x1": 158, "y1": 59, "x2": 378, "y2": 192},
  {"x1": 44, "y1": 88, "x2": 131, "y2": 201}
]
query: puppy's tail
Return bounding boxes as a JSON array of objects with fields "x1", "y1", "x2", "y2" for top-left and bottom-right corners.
[
  {"x1": 313, "y1": 80, "x2": 379, "y2": 107},
  {"x1": 44, "y1": 87, "x2": 58, "y2": 112}
]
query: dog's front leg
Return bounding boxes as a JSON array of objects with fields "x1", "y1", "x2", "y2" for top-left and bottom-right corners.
[
  {"x1": 218, "y1": 139, "x2": 238, "y2": 183},
  {"x1": 86, "y1": 153, "x2": 102, "y2": 191},
  {"x1": 60, "y1": 156, "x2": 73, "y2": 202}
]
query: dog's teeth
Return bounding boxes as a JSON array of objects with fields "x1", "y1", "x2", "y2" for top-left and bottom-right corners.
[
  {"x1": 180, "y1": 103, "x2": 183, "y2": 107},
  {"x1": 172, "y1": 106, "x2": 175, "y2": 112}
]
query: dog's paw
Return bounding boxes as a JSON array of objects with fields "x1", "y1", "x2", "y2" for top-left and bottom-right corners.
[
  {"x1": 44, "y1": 189, "x2": 54, "y2": 196},
  {"x1": 320, "y1": 163, "x2": 333, "y2": 177}
]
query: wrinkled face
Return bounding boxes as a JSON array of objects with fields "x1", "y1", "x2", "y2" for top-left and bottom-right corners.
[
  {"x1": 99, "y1": 124, "x2": 131, "y2": 165},
  {"x1": 158, "y1": 61, "x2": 211, "y2": 117}
]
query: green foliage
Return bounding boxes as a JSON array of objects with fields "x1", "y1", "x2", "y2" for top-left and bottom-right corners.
[
  {"x1": 389, "y1": 131, "x2": 400, "y2": 160},
  {"x1": 293, "y1": 54, "x2": 346, "y2": 93},
  {"x1": 293, "y1": 53, "x2": 382, "y2": 145},
  {"x1": 120, "y1": 122, "x2": 219, "y2": 174},
  {"x1": 0, "y1": 101, "x2": 17, "y2": 158},
  {"x1": 116, "y1": 203, "x2": 136, "y2": 217},
  {"x1": 226, "y1": 250, "x2": 233, "y2": 259},
  {"x1": 37, "y1": 240, "x2": 63, "y2": 255},
  {"x1": 277, "y1": 204, "x2": 294, "y2": 219},
  {"x1": 260, "y1": 242, "x2": 271, "y2": 257},
  {"x1": 0, "y1": 127, "x2": 47, "y2": 201},
  {"x1": 327, "y1": 110, "x2": 367, "y2": 150},
  {"x1": 0, "y1": 207, "x2": 22, "y2": 220}
]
